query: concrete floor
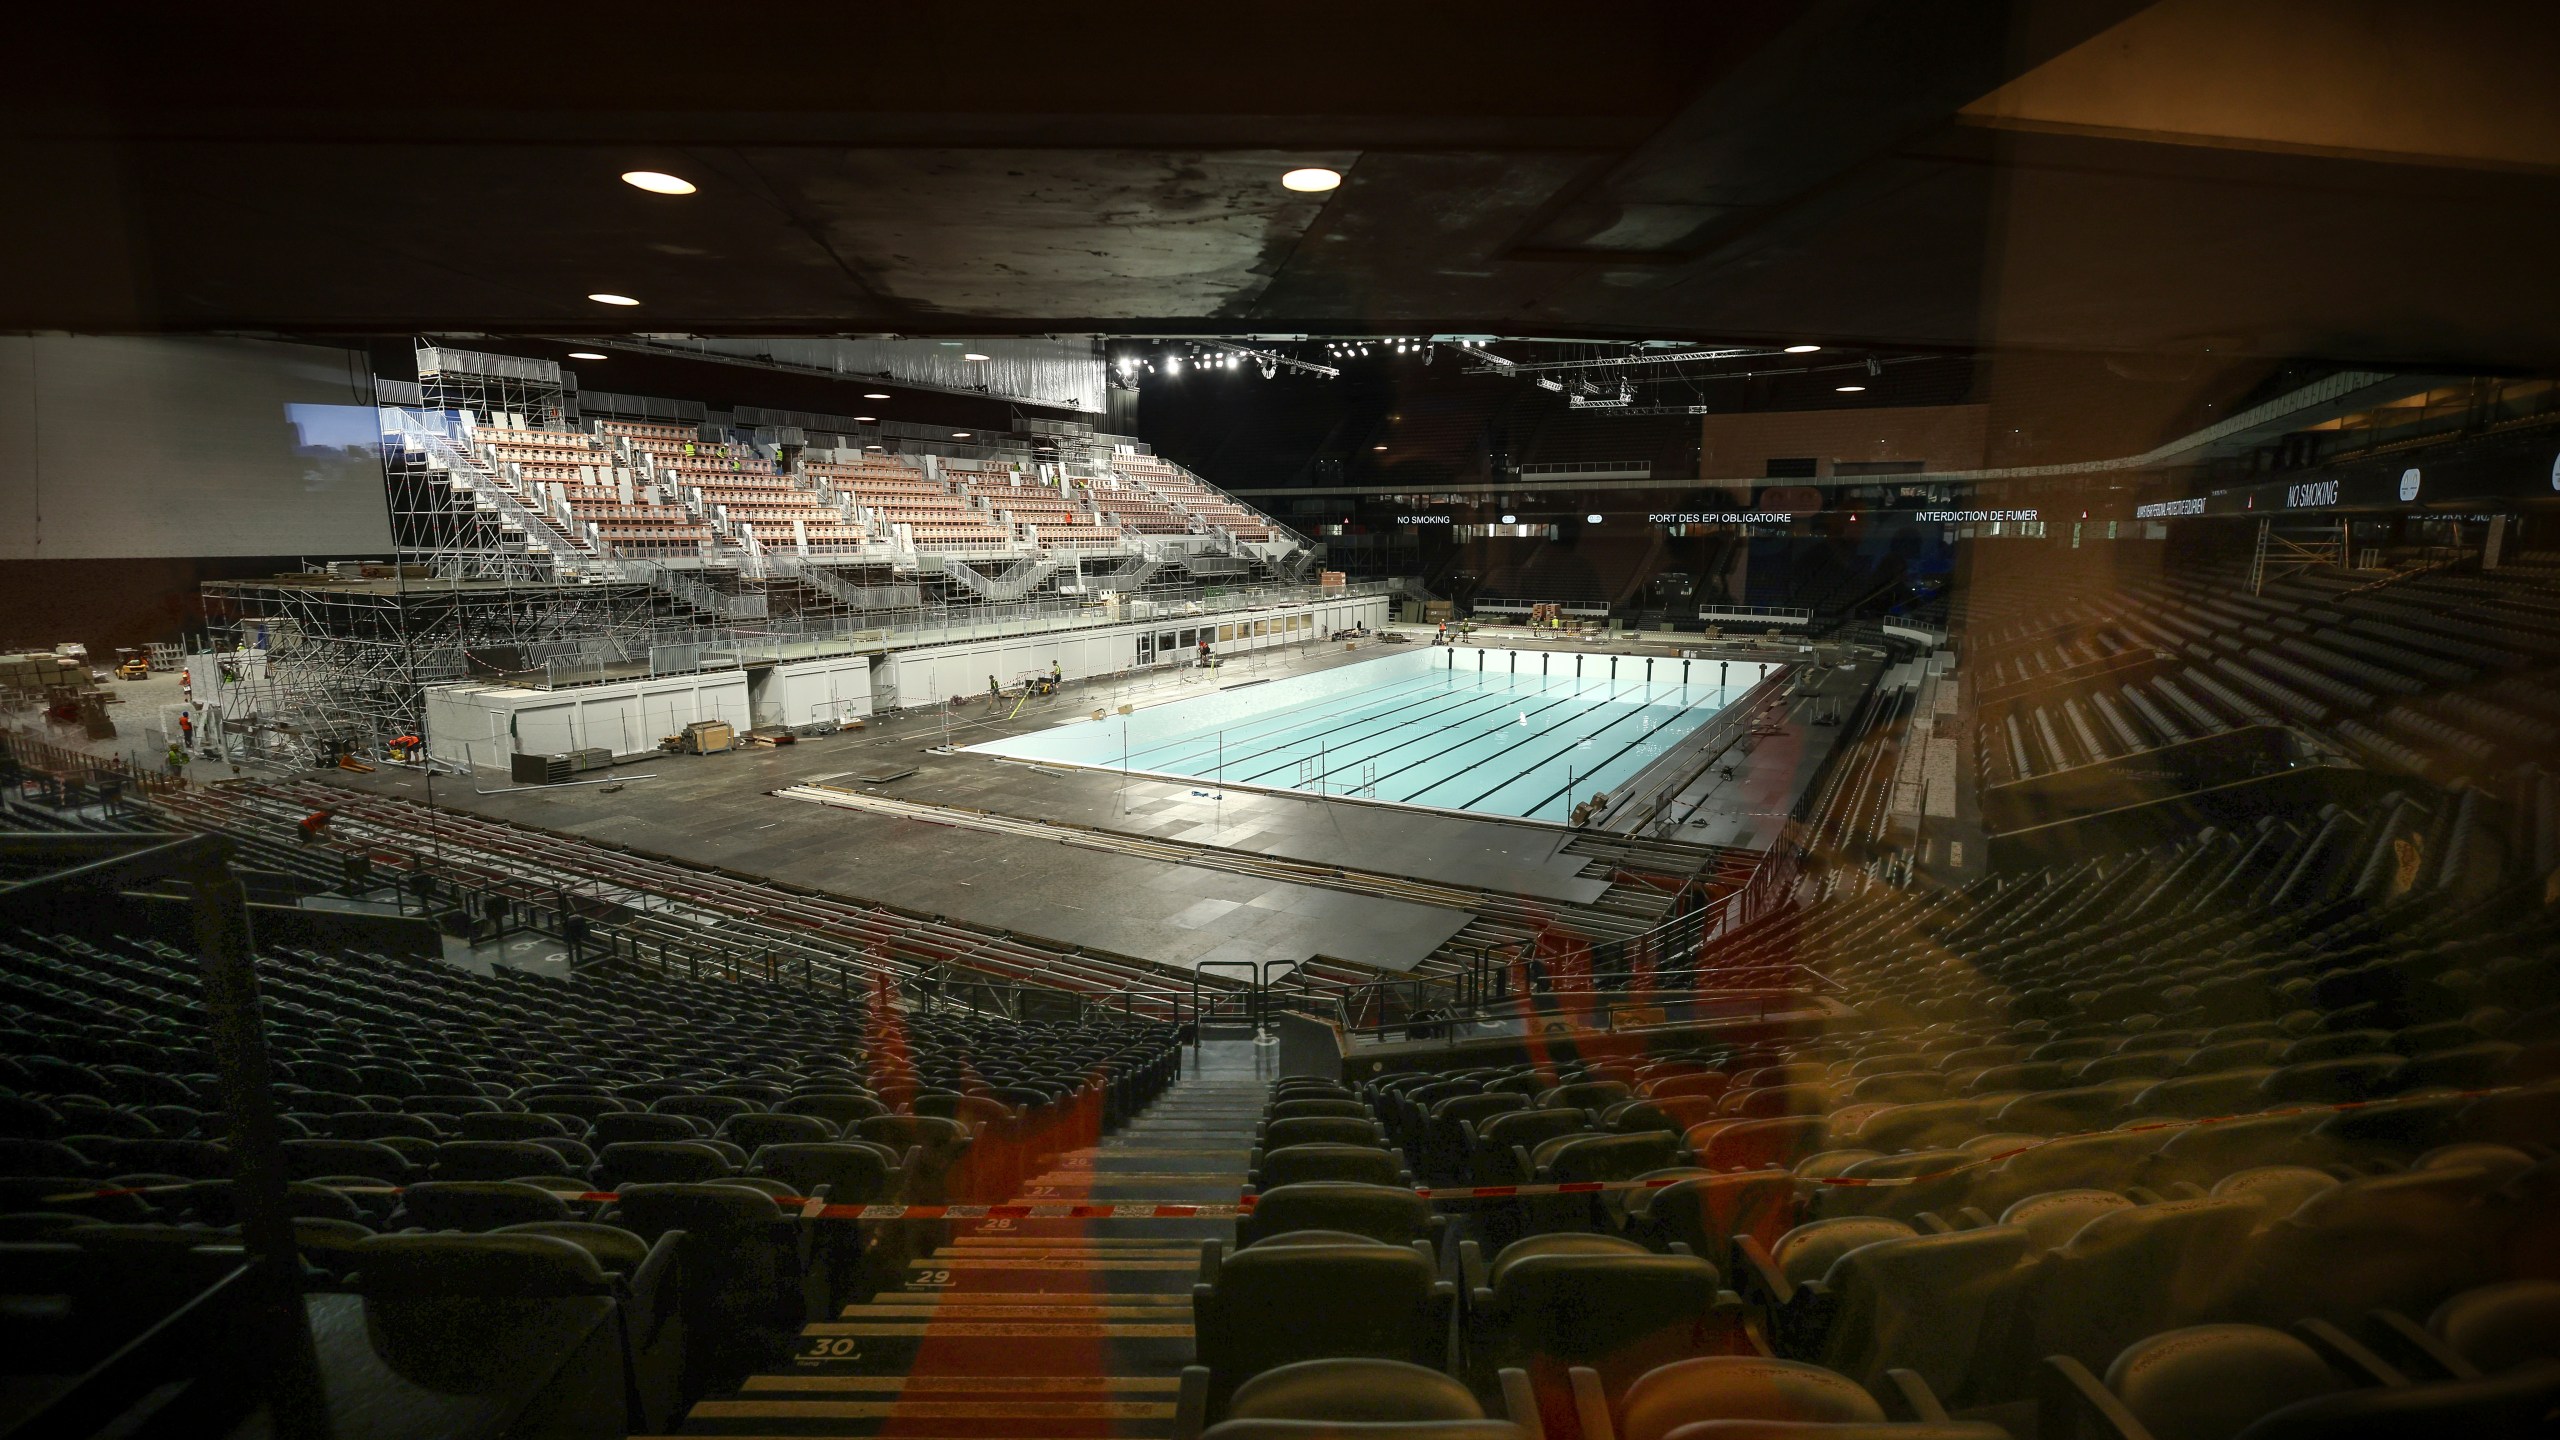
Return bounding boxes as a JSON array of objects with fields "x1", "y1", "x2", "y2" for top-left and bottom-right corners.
[{"x1": 320, "y1": 629, "x2": 1864, "y2": 979}]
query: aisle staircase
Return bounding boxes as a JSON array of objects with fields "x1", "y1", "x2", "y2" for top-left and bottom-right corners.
[{"x1": 670, "y1": 1045, "x2": 1274, "y2": 1437}]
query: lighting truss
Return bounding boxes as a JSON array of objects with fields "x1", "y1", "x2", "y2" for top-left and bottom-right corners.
[
  {"x1": 1202, "y1": 341, "x2": 1340, "y2": 378},
  {"x1": 1462, "y1": 346, "x2": 1773, "y2": 376}
]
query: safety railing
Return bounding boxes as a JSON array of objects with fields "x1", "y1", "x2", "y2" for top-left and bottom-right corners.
[{"x1": 1697, "y1": 603, "x2": 1816, "y2": 625}]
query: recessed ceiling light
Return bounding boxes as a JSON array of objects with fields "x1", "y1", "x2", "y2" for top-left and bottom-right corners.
[
  {"x1": 863, "y1": 393, "x2": 890, "y2": 400},
  {"x1": 621, "y1": 170, "x2": 695, "y2": 195},
  {"x1": 1281, "y1": 166, "x2": 1342, "y2": 193},
  {"x1": 587, "y1": 293, "x2": 639, "y2": 306},
  {"x1": 962, "y1": 352, "x2": 991, "y2": 362},
  {"x1": 952, "y1": 431, "x2": 973, "y2": 438},
  {"x1": 855, "y1": 415, "x2": 876, "y2": 423},
  {"x1": 1586, "y1": 514, "x2": 1604, "y2": 524},
  {"x1": 1373, "y1": 445, "x2": 1388, "y2": 451},
  {"x1": 1784, "y1": 344, "x2": 1821, "y2": 354},
  {"x1": 567, "y1": 351, "x2": 606, "y2": 361},
  {"x1": 1501, "y1": 514, "x2": 1518, "y2": 524},
  {"x1": 1836, "y1": 384, "x2": 1866, "y2": 392}
]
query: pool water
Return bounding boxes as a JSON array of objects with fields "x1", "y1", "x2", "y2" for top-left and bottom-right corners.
[{"x1": 965, "y1": 646, "x2": 1769, "y2": 823}]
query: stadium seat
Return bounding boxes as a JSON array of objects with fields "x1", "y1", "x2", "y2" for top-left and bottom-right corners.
[
  {"x1": 1461, "y1": 1232, "x2": 1736, "y2": 1398},
  {"x1": 1192, "y1": 1235, "x2": 1452, "y2": 1415},
  {"x1": 611, "y1": 1181, "x2": 810, "y2": 1391},
  {"x1": 1238, "y1": 1181, "x2": 1440, "y2": 1249},
  {"x1": 400, "y1": 1180, "x2": 576, "y2": 1231}
]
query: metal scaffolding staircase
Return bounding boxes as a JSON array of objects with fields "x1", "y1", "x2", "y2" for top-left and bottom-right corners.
[{"x1": 946, "y1": 554, "x2": 1064, "y2": 603}]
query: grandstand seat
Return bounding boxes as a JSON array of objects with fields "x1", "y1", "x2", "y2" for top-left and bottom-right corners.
[
  {"x1": 591, "y1": 1112, "x2": 706, "y2": 1147},
  {"x1": 456, "y1": 1111, "x2": 570, "y2": 1142},
  {"x1": 1602, "y1": 1356, "x2": 1984, "y2": 1440},
  {"x1": 1258, "y1": 1116, "x2": 1390, "y2": 1152},
  {"x1": 775, "y1": 1092, "x2": 888, "y2": 1127},
  {"x1": 1186, "y1": 1356, "x2": 1517, "y2": 1440},
  {"x1": 1987, "y1": 1197, "x2": 2260, "y2": 1395},
  {"x1": 2038, "y1": 1323, "x2": 2344, "y2": 1440},
  {"x1": 611, "y1": 1182, "x2": 810, "y2": 1391},
  {"x1": 1627, "y1": 1171, "x2": 1800, "y2": 1276},
  {"x1": 1238, "y1": 1182, "x2": 1440, "y2": 1249},
  {"x1": 2237, "y1": 1167, "x2": 2503, "y2": 1324},
  {"x1": 1460, "y1": 1232, "x2": 1735, "y2": 1397},
  {"x1": 1253, "y1": 1143, "x2": 1410, "y2": 1192},
  {"x1": 346, "y1": 1230, "x2": 679, "y2": 1434},
  {"x1": 1998, "y1": 1189, "x2": 2136, "y2": 1251},
  {"x1": 1765, "y1": 1225, "x2": 2034, "y2": 1403},
  {"x1": 1192, "y1": 1235, "x2": 1452, "y2": 1416},
  {"x1": 280, "y1": 1138, "x2": 414, "y2": 1185},
  {"x1": 400, "y1": 1180, "x2": 577, "y2": 1231},
  {"x1": 597, "y1": 1141, "x2": 734, "y2": 1188},
  {"x1": 2406, "y1": 1279, "x2": 2560, "y2": 1376},
  {"x1": 719, "y1": 1112, "x2": 838, "y2": 1151},
  {"x1": 431, "y1": 1140, "x2": 575, "y2": 1183}
]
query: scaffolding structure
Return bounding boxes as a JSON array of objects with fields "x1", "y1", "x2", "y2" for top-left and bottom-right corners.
[
  {"x1": 199, "y1": 574, "x2": 663, "y2": 766},
  {"x1": 417, "y1": 345, "x2": 570, "y2": 431},
  {"x1": 2249, "y1": 516, "x2": 2351, "y2": 595}
]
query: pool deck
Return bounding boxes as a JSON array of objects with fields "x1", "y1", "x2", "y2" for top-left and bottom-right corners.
[{"x1": 318, "y1": 627, "x2": 1874, "y2": 980}]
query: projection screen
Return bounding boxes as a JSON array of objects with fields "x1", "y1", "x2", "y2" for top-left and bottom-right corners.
[{"x1": 0, "y1": 335, "x2": 394, "y2": 559}]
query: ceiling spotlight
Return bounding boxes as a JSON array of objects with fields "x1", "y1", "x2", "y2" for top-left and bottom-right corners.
[
  {"x1": 855, "y1": 416, "x2": 876, "y2": 422},
  {"x1": 587, "y1": 293, "x2": 639, "y2": 306},
  {"x1": 863, "y1": 393, "x2": 890, "y2": 400},
  {"x1": 1281, "y1": 166, "x2": 1342, "y2": 192},
  {"x1": 620, "y1": 170, "x2": 695, "y2": 195},
  {"x1": 963, "y1": 352, "x2": 991, "y2": 361},
  {"x1": 1586, "y1": 514, "x2": 1604, "y2": 524},
  {"x1": 1501, "y1": 514, "x2": 1518, "y2": 524},
  {"x1": 952, "y1": 431, "x2": 973, "y2": 439},
  {"x1": 1836, "y1": 385, "x2": 1866, "y2": 393},
  {"x1": 1373, "y1": 445, "x2": 1388, "y2": 451},
  {"x1": 567, "y1": 351, "x2": 606, "y2": 361},
  {"x1": 1784, "y1": 344, "x2": 1821, "y2": 354}
]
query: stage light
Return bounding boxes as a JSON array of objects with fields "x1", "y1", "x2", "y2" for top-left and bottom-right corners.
[
  {"x1": 1784, "y1": 344, "x2": 1820, "y2": 354},
  {"x1": 864, "y1": 393, "x2": 891, "y2": 400},
  {"x1": 587, "y1": 293, "x2": 639, "y2": 306},
  {"x1": 1373, "y1": 445, "x2": 1388, "y2": 451},
  {"x1": 620, "y1": 170, "x2": 695, "y2": 195},
  {"x1": 855, "y1": 416, "x2": 875, "y2": 422},
  {"x1": 567, "y1": 352, "x2": 606, "y2": 360},
  {"x1": 1281, "y1": 166, "x2": 1342, "y2": 192},
  {"x1": 1836, "y1": 385, "x2": 1865, "y2": 392},
  {"x1": 952, "y1": 431, "x2": 973, "y2": 438}
]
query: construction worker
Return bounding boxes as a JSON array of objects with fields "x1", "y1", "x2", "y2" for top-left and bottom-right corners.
[
  {"x1": 1197, "y1": 637, "x2": 1211, "y2": 668},
  {"x1": 163, "y1": 743, "x2": 188, "y2": 779},
  {"x1": 1051, "y1": 660, "x2": 1063, "y2": 686},
  {"x1": 297, "y1": 809, "x2": 334, "y2": 844},
  {"x1": 176, "y1": 711, "x2": 192, "y2": 746}
]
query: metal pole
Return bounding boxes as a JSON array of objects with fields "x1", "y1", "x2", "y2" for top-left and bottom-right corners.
[{"x1": 180, "y1": 841, "x2": 331, "y2": 1440}]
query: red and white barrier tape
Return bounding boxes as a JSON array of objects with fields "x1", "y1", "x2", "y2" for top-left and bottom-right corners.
[{"x1": 38, "y1": 1083, "x2": 2524, "y2": 1214}]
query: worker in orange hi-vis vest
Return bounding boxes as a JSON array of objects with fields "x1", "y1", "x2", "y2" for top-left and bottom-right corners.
[{"x1": 297, "y1": 809, "x2": 335, "y2": 844}]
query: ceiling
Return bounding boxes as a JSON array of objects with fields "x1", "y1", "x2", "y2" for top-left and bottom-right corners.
[{"x1": 5, "y1": 0, "x2": 2558, "y2": 383}]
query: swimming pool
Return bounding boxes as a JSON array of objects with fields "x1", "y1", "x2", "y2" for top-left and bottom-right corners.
[{"x1": 965, "y1": 646, "x2": 1771, "y2": 823}]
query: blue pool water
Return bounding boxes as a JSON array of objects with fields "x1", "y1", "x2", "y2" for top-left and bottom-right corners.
[{"x1": 966, "y1": 647, "x2": 1770, "y2": 823}]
